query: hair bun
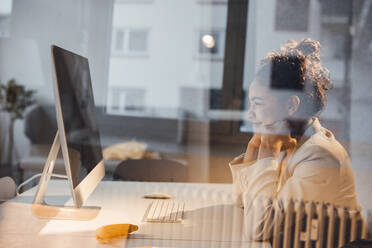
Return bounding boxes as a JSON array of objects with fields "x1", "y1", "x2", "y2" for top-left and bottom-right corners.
[
  {"x1": 295, "y1": 38, "x2": 321, "y2": 63},
  {"x1": 259, "y1": 38, "x2": 334, "y2": 118},
  {"x1": 280, "y1": 38, "x2": 321, "y2": 63}
]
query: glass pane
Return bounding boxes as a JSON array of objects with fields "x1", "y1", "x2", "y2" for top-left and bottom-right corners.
[
  {"x1": 115, "y1": 30, "x2": 124, "y2": 51},
  {"x1": 128, "y1": 30, "x2": 147, "y2": 52},
  {"x1": 275, "y1": 0, "x2": 310, "y2": 31},
  {"x1": 0, "y1": 0, "x2": 12, "y2": 37},
  {"x1": 0, "y1": 0, "x2": 371, "y2": 204},
  {"x1": 110, "y1": 91, "x2": 121, "y2": 111},
  {"x1": 1, "y1": 1, "x2": 372, "y2": 245},
  {"x1": 242, "y1": 0, "x2": 372, "y2": 213}
]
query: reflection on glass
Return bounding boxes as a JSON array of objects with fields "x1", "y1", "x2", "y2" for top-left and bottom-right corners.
[
  {"x1": 231, "y1": 38, "x2": 360, "y2": 243},
  {"x1": 201, "y1": 34, "x2": 216, "y2": 49},
  {"x1": 108, "y1": 1, "x2": 227, "y2": 117}
]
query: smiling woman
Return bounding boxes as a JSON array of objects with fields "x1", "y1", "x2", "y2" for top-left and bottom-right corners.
[{"x1": 229, "y1": 38, "x2": 360, "y2": 241}]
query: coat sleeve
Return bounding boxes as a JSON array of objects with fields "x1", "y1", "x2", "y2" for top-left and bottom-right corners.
[
  {"x1": 229, "y1": 145, "x2": 342, "y2": 241},
  {"x1": 229, "y1": 153, "x2": 264, "y2": 207}
]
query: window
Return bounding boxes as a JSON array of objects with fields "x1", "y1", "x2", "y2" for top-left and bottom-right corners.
[
  {"x1": 115, "y1": 0, "x2": 153, "y2": 3},
  {"x1": 0, "y1": 17, "x2": 10, "y2": 37},
  {"x1": 321, "y1": 24, "x2": 348, "y2": 60},
  {"x1": 274, "y1": 0, "x2": 310, "y2": 32},
  {"x1": 115, "y1": 30, "x2": 125, "y2": 51},
  {"x1": 3, "y1": 0, "x2": 371, "y2": 186},
  {"x1": 319, "y1": 0, "x2": 350, "y2": 61},
  {"x1": 196, "y1": 0, "x2": 228, "y2": 5},
  {"x1": 0, "y1": 0, "x2": 12, "y2": 37},
  {"x1": 0, "y1": 0, "x2": 12, "y2": 15},
  {"x1": 197, "y1": 30, "x2": 225, "y2": 59},
  {"x1": 112, "y1": 28, "x2": 149, "y2": 55},
  {"x1": 107, "y1": 87, "x2": 145, "y2": 114},
  {"x1": 128, "y1": 30, "x2": 148, "y2": 52}
]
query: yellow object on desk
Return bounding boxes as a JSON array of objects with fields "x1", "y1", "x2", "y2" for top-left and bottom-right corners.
[
  {"x1": 103, "y1": 141, "x2": 147, "y2": 160},
  {"x1": 95, "y1": 223, "x2": 138, "y2": 244}
]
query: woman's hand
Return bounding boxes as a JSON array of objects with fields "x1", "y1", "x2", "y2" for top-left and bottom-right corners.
[
  {"x1": 257, "y1": 121, "x2": 296, "y2": 160},
  {"x1": 243, "y1": 133, "x2": 261, "y2": 163}
]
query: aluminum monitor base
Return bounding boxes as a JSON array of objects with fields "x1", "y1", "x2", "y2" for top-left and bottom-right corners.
[{"x1": 31, "y1": 131, "x2": 100, "y2": 221}]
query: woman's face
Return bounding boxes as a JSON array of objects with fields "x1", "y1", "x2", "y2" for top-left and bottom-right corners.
[{"x1": 247, "y1": 78, "x2": 289, "y2": 132}]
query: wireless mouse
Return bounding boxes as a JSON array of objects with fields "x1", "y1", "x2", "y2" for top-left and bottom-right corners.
[{"x1": 143, "y1": 193, "x2": 172, "y2": 199}]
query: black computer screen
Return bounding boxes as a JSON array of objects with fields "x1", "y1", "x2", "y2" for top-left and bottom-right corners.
[{"x1": 52, "y1": 46, "x2": 103, "y2": 188}]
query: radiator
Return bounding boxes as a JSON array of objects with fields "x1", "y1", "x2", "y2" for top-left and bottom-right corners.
[{"x1": 270, "y1": 199, "x2": 371, "y2": 248}]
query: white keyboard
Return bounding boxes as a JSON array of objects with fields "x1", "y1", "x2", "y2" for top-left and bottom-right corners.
[{"x1": 143, "y1": 200, "x2": 185, "y2": 223}]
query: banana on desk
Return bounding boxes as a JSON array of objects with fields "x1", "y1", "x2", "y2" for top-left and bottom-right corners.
[{"x1": 95, "y1": 223, "x2": 138, "y2": 244}]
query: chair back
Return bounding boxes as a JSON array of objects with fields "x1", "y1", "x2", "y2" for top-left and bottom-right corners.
[
  {"x1": 0, "y1": 177, "x2": 16, "y2": 202},
  {"x1": 24, "y1": 104, "x2": 57, "y2": 145},
  {"x1": 113, "y1": 159, "x2": 188, "y2": 182}
]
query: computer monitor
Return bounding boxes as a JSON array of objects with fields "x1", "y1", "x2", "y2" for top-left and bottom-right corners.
[{"x1": 31, "y1": 45, "x2": 105, "y2": 220}]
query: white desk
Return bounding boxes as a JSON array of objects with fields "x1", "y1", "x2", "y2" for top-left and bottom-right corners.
[{"x1": 0, "y1": 180, "x2": 270, "y2": 248}]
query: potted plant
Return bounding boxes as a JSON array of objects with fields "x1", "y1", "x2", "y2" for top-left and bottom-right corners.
[{"x1": 0, "y1": 79, "x2": 35, "y2": 168}]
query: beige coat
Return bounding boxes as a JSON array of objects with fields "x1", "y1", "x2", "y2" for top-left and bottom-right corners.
[{"x1": 229, "y1": 118, "x2": 360, "y2": 240}]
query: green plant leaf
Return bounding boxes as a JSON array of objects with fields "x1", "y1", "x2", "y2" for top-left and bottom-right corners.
[{"x1": 0, "y1": 79, "x2": 36, "y2": 120}]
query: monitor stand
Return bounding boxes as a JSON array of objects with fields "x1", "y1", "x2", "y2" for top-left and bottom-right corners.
[{"x1": 31, "y1": 131, "x2": 100, "y2": 221}]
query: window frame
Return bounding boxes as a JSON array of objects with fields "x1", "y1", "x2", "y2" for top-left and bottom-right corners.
[
  {"x1": 209, "y1": 0, "x2": 251, "y2": 144},
  {"x1": 111, "y1": 27, "x2": 150, "y2": 56},
  {"x1": 106, "y1": 86, "x2": 146, "y2": 114}
]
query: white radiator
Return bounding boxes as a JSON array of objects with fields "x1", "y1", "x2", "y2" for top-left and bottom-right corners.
[{"x1": 270, "y1": 199, "x2": 371, "y2": 248}]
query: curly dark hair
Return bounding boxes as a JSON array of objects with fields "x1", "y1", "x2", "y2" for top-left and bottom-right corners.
[{"x1": 255, "y1": 38, "x2": 333, "y2": 137}]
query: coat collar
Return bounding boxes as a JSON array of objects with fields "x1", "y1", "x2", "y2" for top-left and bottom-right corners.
[
  {"x1": 303, "y1": 117, "x2": 322, "y2": 137},
  {"x1": 296, "y1": 117, "x2": 324, "y2": 148}
]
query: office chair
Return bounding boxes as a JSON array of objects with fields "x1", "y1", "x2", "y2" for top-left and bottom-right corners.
[
  {"x1": 0, "y1": 177, "x2": 16, "y2": 202},
  {"x1": 113, "y1": 159, "x2": 188, "y2": 182}
]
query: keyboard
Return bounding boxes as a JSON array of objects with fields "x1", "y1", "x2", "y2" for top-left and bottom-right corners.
[{"x1": 143, "y1": 200, "x2": 185, "y2": 223}]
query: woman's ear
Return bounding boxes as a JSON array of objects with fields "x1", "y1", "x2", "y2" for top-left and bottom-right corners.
[{"x1": 286, "y1": 95, "x2": 300, "y2": 116}]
